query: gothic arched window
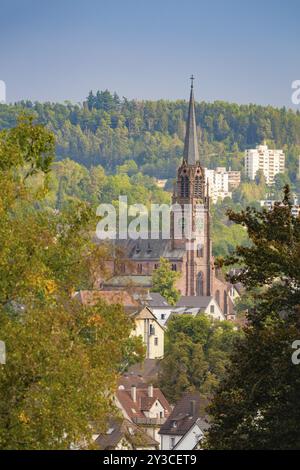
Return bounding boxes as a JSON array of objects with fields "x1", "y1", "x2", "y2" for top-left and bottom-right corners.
[
  {"x1": 223, "y1": 291, "x2": 228, "y2": 315},
  {"x1": 196, "y1": 272, "x2": 204, "y2": 296},
  {"x1": 197, "y1": 244, "x2": 203, "y2": 257},
  {"x1": 194, "y1": 175, "x2": 202, "y2": 198},
  {"x1": 216, "y1": 290, "x2": 220, "y2": 306},
  {"x1": 181, "y1": 175, "x2": 190, "y2": 197}
]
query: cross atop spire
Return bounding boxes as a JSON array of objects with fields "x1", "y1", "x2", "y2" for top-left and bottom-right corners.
[{"x1": 183, "y1": 77, "x2": 199, "y2": 165}]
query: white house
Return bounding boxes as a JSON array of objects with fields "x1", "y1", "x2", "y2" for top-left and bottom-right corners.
[{"x1": 145, "y1": 294, "x2": 226, "y2": 326}]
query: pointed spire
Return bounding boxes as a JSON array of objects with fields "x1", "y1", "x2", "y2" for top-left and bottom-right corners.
[{"x1": 183, "y1": 76, "x2": 199, "y2": 165}]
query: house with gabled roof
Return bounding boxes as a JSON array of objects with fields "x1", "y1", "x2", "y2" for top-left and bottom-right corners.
[
  {"x1": 94, "y1": 417, "x2": 159, "y2": 450},
  {"x1": 159, "y1": 391, "x2": 210, "y2": 450},
  {"x1": 131, "y1": 306, "x2": 165, "y2": 359},
  {"x1": 116, "y1": 381, "x2": 172, "y2": 445}
]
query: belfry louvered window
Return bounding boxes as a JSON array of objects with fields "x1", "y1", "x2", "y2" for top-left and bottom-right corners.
[
  {"x1": 181, "y1": 175, "x2": 189, "y2": 197},
  {"x1": 194, "y1": 175, "x2": 202, "y2": 198}
]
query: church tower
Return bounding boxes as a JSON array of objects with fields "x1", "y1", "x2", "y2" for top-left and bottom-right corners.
[{"x1": 171, "y1": 77, "x2": 213, "y2": 296}]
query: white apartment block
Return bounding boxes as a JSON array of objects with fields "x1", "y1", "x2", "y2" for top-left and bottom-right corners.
[
  {"x1": 260, "y1": 196, "x2": 300, "y2": 217},
  {"x1": 204, "y1": 167, "x2": 232, "y2": 203},
  {"x1": 245, "y1": 144, "x2": 285, "y2": 185}
]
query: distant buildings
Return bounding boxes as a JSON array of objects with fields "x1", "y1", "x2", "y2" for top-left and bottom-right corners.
[
  {"x1": 204, "y1": 167, "x2": 240, "y2": 203},
  {"x1": 260, "y1": 196, "x2": 300, "y2": 217},
  {"x1": 245, "y1": 144, "x2": 285, "y2": 185}
]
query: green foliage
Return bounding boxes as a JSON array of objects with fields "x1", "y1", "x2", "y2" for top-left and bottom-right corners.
[
  {"x1": 151, "y1": 258, "x2": 180, "y2": 306},
  {"x1": 206, "y1": 186, "x2": 300, "y2": 449},
  {"x1": 0, "y1": 119, "x2": 143, "y2": 449},
  {"x1": 159, "y1": 315, "x2": 241, "y2": 403},
  {"x1": 0, "y1": 114, "x2": 55, "y2": 175},
  {"x1": 1, "y1": 92, "x2": 300, "y2": 181}
]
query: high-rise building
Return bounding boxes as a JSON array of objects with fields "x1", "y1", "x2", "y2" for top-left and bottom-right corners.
[
  {"x1": 204, "y1": 167, "x2": 232, "y2": 203},
  {"x1": 244, "y1": 144, "x2": 285, "y2": 185},
  {"x1": 227, "y1": 169, "x2": 241, "y2": 190}
]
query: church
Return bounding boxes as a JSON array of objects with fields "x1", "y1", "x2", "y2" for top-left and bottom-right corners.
[{"x1": 102, "y1": 80, "x2": 235, "y2": 318}]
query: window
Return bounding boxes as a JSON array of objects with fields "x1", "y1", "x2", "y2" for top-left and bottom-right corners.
[
  {"x1": 160, "y1": 411, "x2": 163, "y2": 419},
  {"x1": 197, "y1": 244, "x2": 203, "y2": 257},
  {"x1": 170, "y1": 437, "x2": 175, "y2": 449},
  {"x1": 216, "y1": 290, "x2": 220, "y2": 306},
  {"x1": 161, "y1": 313, "x2": 165, "y2": 320},
  {"x1": 194, "y1": 175, "x2": 202, "y2": 198},
  {"x1": 196, "y1": 272, "x2": 204, "y2": 296},
  {"x1": 149, "y1": 324, "x2": 155, "y2": 336},
  {"x1": 181, "y1": 175, "x2": 189, "y2": 197},
  {"x1": 223, "y1": 291, "x2": 228, "y2": 315},
  {"x1": 171, "y1": 263, "x2": 177, "y2": 271},
  {"x1": 137, "y1": 263, "x2": 142, "y2": 274},
  {"x1": 210, "y1": 305, "x2": 215, "y2": 313},
  {"x1": 154, "y1": 337, "x2": 158, "y2": 346},
  {"x1": 154, "y1": 263, "x2": 159, "y2": 270}
]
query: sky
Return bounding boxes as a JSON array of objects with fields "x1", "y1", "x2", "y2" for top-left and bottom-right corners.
[{"x1": 0, "y1": 0, "x2": 300, "y2": 107}]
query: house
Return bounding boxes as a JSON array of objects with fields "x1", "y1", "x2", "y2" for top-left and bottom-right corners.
[
  {"x1": 116, "y1": 382, "x2": 172, "y2": 445},
  {"x1": 142, "y1": 292, "x2": 174, "y2": 327},
  {"x1": 175, "y1": 296, "x2": 225, "y2": 321},
  {"x1": 154, "y1": 296, "x2": 226, "y2": 327},
  {"x1": 159, "y1": 392, "x2": 210, "y2": 450},
  {"x1": 94, "y1": 417, "x2": 159, "y2": 450},
  {"x1": 131, "y1": 306, "x2": 165, "y2": 359},
  {"x1": 76, "y1": 291, "x2": 165, "y2": 359}
]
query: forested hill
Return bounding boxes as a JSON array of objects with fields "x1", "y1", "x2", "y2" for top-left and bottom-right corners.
[{"x1": 1, "y1": 90, "x2": 300, "y2": 179}]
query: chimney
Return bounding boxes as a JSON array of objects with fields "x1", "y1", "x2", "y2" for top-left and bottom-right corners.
[
  {"x1": 190, "y1": 400, "x2": 196, "y2": 416},
  {"x1": 131, "y1": 385, "x2": 136, "y2": 402},
  {"x1": 148, "y1": 384, "x2": 153, "y2": 398}
]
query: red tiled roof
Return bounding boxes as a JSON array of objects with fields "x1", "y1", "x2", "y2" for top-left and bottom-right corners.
[
  {"x1": 116, "y1": 386, "x2": 172, "y2": 421},
  {"x1": 77, "y1": 290, "x2": 139, "y2": 309}
]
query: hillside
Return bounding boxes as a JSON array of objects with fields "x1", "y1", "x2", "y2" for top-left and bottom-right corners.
[{"x1": 1, "y1": 90, "x2": 300, "y2": 180}]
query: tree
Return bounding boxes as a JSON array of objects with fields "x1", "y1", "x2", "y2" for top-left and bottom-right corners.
[
  {"x1": 0, "y1": 118, "x2": 143, "y2": 449},
  {"x1": 159, "y1": 315, "x2": 241, "y2": 403},
  {"x1": 206, "y1": 186, "x2": 300, "y2": 449},
  {"x1": 151, "y1": 258, "x2": 180, "y2": 305}
]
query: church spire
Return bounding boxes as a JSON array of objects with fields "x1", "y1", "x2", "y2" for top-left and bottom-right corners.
[{"x1": 183, "y1": 75, "x2": 199, "y2": 165}]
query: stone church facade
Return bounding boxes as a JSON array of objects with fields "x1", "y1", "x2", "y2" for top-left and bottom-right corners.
[{"x1": 103, "y1": 82, "x2": 233, "y2": 317}]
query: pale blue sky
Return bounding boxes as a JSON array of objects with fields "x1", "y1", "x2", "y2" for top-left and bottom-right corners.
[{"x1": 0, "y1": 0, "x2": 299, "y2": 107}]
